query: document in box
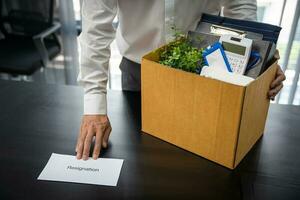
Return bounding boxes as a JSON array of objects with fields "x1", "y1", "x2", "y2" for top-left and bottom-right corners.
[{"x1": 38, "y1": 153, "x2": 124, "y2": 186}]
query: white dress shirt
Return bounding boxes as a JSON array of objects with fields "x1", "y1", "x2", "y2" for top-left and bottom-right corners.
[{"x1": 78, "y1": 0, "x2": 257, "y2": 115}]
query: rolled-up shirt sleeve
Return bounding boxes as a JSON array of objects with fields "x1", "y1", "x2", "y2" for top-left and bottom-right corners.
[
  {"x1": 78, "y1": 0, "x2": 117, "y2": 115},
  {"x1": 222, "y1": 0, "x2": 257, "y2": 21}
]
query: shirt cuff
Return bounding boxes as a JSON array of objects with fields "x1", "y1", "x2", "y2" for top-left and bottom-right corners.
[{"x1": 84, "y1": 93, "x2": 107, "y2": 115}]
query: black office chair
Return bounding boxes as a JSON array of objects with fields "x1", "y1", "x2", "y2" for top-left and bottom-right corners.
[{"x1": 0, "y1": 0, "x2": 61, "y2": 76}]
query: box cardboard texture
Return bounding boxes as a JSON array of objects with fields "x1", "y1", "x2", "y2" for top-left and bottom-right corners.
[{"x1": 141, "y1": 47, "x2": 277, "y2": 169}]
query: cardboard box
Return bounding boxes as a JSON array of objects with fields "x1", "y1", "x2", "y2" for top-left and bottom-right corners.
[{"x1": 141, "y1": 46, "x2": 277, "y2": 169}]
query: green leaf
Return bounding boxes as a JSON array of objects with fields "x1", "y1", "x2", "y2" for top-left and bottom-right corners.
[{"x1": 158, "y1": 33, "x2": 204, "y2": 74}]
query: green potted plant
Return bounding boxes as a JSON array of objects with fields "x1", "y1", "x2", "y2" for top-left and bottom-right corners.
[{"x1": 158, "y1": 31, "x2": 204, "y2": 74}]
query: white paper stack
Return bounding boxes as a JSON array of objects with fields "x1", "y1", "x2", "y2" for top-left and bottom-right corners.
[{"x1": 200, "y1": 66, "x2": 255, "y2": 86}]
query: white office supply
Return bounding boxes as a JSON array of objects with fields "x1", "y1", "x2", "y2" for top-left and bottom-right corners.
[
  {"x1": 219, "y1": 35, "x2": 252, "y2": 75},
  {"x1": 37, "y1": 153, "x2": 124, "y2": 186},
  {"x1": 202, "y1": 42, "x2": 232, "y2": 72},
  {"x1": 200, "y1": 66, "x2": 254, "y2": 86}
]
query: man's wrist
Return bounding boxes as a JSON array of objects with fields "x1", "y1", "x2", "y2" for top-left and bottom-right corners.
[{"x1": 83, "y1": 114, "x2": 108, "y2": 123}]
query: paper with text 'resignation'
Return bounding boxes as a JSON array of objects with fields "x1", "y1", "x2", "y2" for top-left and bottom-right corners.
[{"x1": 37, "y1": 153, "x2": 124, "y2": 186}]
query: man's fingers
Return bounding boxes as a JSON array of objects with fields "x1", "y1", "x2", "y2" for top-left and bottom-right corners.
[
  {"x1": 269, "y1": 83, "x2": 283, "y2": 99},
  {"x1": 82, "y1": 125, "x2": 94, "y2": 160},
  {"x1": 93, "y1": 126, "x2": 104, "y2": 160},
  {"x1": 75, "y1": 122, "x2": 84, "y2": 152},
  {"x1": 270, "y1": 67, "x2": 286, "y2": 89},
  {"x1": 270, "y1": 76, "x2": 283, "y2": 88},
  {"x1": 76, "y1": 125, "x2": 87, "y2": 159},
  {"x1": 102, "y1": 125, "x2": 112, "y2": 148}
]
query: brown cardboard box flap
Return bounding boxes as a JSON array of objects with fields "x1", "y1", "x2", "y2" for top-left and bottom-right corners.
[{"x1": 234, "y1": 62, "x2": 278, "y2": 167}]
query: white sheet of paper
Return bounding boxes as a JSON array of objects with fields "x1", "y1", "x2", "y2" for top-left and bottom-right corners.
[{"x1": 38, "y1": 153, "x2": 124, "y2": 186}]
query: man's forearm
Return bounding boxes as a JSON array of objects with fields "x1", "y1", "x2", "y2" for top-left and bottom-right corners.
[{"x1": 78, "y1": 0, "x2": 118, "y2": 115}]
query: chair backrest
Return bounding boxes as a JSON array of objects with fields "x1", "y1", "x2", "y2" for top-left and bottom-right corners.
[{"x1": 0, "y1": 0, "x2": 54, "y2": 36}]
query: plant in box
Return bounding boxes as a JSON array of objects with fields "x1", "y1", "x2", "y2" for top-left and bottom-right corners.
[{"x1": 158, "y1": 32, "x2": 204, "y2": 74}]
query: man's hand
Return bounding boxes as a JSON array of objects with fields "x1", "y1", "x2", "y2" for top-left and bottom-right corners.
[
  {"x1": 268, "y1": 50, "x2": 286, "y2": 100},
  {"x1": 76, "y1": 115, "x2": 112, "y2": 160}
]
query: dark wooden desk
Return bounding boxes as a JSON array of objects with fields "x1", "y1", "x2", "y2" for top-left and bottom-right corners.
[{"x1": 0, "y1": 80, "x2": 300, "y2": 200}]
